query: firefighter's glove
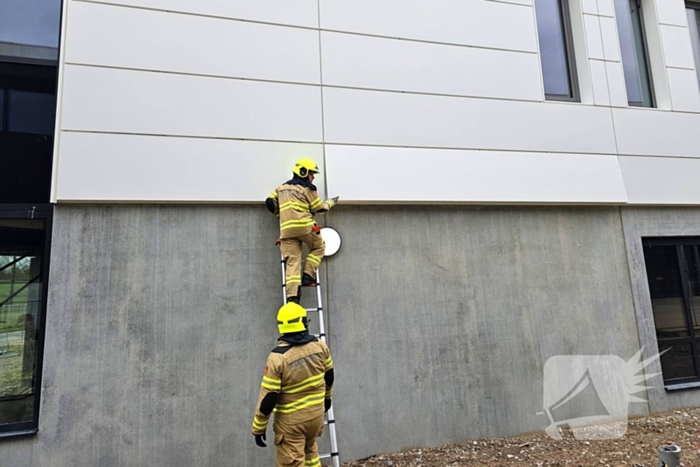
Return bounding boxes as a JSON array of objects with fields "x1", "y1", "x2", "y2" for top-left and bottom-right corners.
[
  {"x1": 331, "y1": 196, "x2": 339, "y2": 205},
  {"x1": 254, "y1": 432, "x2": 267, "y2": 448},
  {"x1": 325, "y1": 398, "x2": 332, "y2": 413}
]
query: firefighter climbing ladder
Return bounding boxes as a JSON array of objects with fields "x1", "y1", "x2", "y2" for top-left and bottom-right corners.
[{"x1": 279, "y1": 255, "x2": 341, "y2": 467}]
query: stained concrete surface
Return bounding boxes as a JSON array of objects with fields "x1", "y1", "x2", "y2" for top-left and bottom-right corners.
[
  {"x1": 324, "y1": 206, "x2": 644, "y2": 460},
  {"x1": 0, "y1": 205, "x2": 671, "y2": 465}
]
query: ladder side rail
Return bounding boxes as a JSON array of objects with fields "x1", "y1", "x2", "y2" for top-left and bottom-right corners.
[
  {"x1": 279, "y1": 257, "x2": 340, "y2": 467},
  {"x1": 314, "y1": 271, "x2": 340, "y2": 467},
  {"x1": 280, "y1": 254, "x2": 287, "y2": 303}
]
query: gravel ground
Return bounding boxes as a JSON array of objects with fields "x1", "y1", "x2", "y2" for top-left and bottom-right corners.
[{"x1": 343, "y1": 407, "x2": 700, "y2": 467}]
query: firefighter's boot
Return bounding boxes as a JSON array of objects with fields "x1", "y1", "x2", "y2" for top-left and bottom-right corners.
[{"x1": 301, "y1": 273, "x2": 317, "y2": 287}]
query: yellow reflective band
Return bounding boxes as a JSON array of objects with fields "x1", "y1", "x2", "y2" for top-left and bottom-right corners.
[
  {"x1": 261, "y1": 376, "x2": 281, "y2": 391},
  {"x1": 325, "y1": 356, "x2": 333, "y2": 368},
  {"x1": 280, "y1": 206, "x2": 309, "y2": 213},
  {"x1": 305, "y1": 457, "x2": 321, "y2": 467},
  {"x1": 310, "y1": 198, "x2": 322, "y2": 209},
  {"x1": 252, "y1": 420, "x2": 267, "y2": 430},
  {"x1": 287, "y1": 275, "x2": 301, "y2": 285},
  {"x1": 326, "y1": 387, "x2": 333, "y2": 397},
  {"x1": 281, "y1": 372, "x2": 324, "y2": 394},
  {"x1": 281, "y1": 219, "x2": 315, "y2": 230},
  {"x1": 306, "y1": 254, "x2": 321, "y2": 266},
  {"x1": 279, "y1": 201, "x2": 310, "y2": 213},
  {"x1": 269, "y1": 192, "x2": 278, "y2": 199},
  {"x1": 252, "y1": 416, "x2": 269, "y2": 431},
  {"x1": 273, "y1": 393, "x2": 325, "y2": 414}
]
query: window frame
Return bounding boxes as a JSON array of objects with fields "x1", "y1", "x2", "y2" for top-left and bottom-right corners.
[
  {"x1": 643, "y1": 237, "x2": 700, "y2": 389},
  {"x1": 630, "y1": 0, "x2": 655, "y2": 107},
  {"x1": 686, "y1": 1, "x2": 700, "y2": 87},
  {"x1": 536, "y1": 0, "x2": 581, "y2": 102},
  {"x1": 616, "y1": 0, "x2": 656, "y2": 107},
  {"x1": 0, "y1": 204, "x2": 53, "y2": 438}
]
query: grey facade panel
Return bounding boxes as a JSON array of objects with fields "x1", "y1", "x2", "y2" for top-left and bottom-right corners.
[
  {"x1": 0, "y1": 205, "x2": 676, "y2": 464},
  {"x1": 19, "y1": 205, "x2": 284, "y2": 467},
  {"x1": 326, "y1": 206, "x2": 644, "y2": 461}
]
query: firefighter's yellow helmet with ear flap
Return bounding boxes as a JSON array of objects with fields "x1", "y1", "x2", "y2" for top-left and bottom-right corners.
[
  {"x1": 277, "y1": 302, "x2": 308, "y2": 334},
  {"x1": 293, "y1": 158, "x2": 320, "y2": 178}
]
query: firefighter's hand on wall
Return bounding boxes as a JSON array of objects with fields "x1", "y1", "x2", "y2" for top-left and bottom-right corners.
[
  {"x1": 331, "y1": 196, "x2": 339, "y2": 205},
  {"x1": 254, "y1": 432, "x2": 267, "y2": 447},
  {"x1": 325, "y1": 398, "x2": 332, "y2": 413}
]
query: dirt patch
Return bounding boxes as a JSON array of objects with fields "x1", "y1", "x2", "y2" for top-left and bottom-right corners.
[{"x1": 343, "y1": 407, "x2": 700, "y2": 467}]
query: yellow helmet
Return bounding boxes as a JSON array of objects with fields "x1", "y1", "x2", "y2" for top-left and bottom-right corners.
[
  {"x1": 277, "y1": 302, "x2": 308, "y2": 334},
  {"x1": 293, "y1": 158, "x2": 320, "y2": 178}
]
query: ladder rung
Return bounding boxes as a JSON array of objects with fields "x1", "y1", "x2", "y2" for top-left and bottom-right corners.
[
  {"x1": 312, "y1": 333, "x2": 326, "y2": 338},
  {"x1": 320, "y1": 452, "x2": 340, "y2": 459},
  {"x1": 305, "y1": 307, "x2": 322, "y2": 312}
]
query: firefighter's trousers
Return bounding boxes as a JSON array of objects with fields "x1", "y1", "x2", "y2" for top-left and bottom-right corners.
[
  {"x1": 280, "y1": 231, "x2": 325, "y2": 299},
  {"x1": 274, "y1": 415, "x2": 324, "y2": 467}
]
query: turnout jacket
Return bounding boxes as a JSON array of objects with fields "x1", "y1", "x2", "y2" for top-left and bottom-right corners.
[
  {"x1": 252, "y1": 335, "x2": 334, "y2": 435},
  {"x1": 266, "y1": 176, "x2": 336, "y2": 239}
]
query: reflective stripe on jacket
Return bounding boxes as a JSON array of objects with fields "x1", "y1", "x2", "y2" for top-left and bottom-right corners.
[
  {"x1": 252, "y1": 338, "x2": 333, "y2": 434},
  {"x1": 267, "y1": 183, "x2": 336, "y2": 239}
]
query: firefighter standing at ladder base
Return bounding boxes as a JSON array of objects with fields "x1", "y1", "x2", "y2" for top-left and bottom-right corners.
[
  {"x1": 252, "y1": 302, "x2": 334, "y2": 467},
  {"x1": 266, "y1": 158, "x2": 338, "y2": 304}
]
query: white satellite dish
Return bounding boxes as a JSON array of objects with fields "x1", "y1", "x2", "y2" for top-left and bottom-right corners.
[{"x1": 320, "y1": 227, "x2": 342, "y2": 257}]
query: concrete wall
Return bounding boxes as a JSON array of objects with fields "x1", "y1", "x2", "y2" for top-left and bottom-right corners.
[
  {"x1": 620, "y1": 206, "x2": 700, "y2": 413},
  {"x1": 0, "y1": 205, "x2": 284, "y2": 467},
  {"x1": 326, "y1": 205, "x2": 646, "y2": 460},
  {"x1": 0, "y1": 204, "x2": 663, "y2": 465}
]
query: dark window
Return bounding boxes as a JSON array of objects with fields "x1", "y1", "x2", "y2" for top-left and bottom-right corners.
[
  {"x1": 0, "y1": 206, "x2": 52, "y2": 435},
  {"x1": 614, "y1": 0, "x2": 654, "y2": 107},
  {"x1": 7, "y1": 90, "x2": 56, "y2": 135},
  {"x1": 0, "y1": 62, "x2": 57, "y2": 204},
  {"x1": 0, "y1": 89, "x2": 4, "y2": 130},
  {"x1": 643, "y1": 238, "x2": 700, "y2": 386},
  {"x1": 687, "y1": 3, "x2": 700, "y2": 89},
  {"x1": 535, "y1": 0, "x2": 579, "y2": 101},
  {"x1": 0, "y1": 0, "x2": 60, "y2": 437}
]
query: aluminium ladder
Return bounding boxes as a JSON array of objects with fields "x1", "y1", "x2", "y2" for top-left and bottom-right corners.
[{"x1": 279, "y1": 255, "x2": 341, "y2": 467}]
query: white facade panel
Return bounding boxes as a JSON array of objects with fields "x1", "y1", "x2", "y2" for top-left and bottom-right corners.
[
  {"x1": 48, "y1": 0, "x2": 700, "y2": 205},
  {"x1": 325, "y1": 145, "x2": 627, "y2": 203},
  {"x1": 582, "y1": 0, "x2": 598, "y2": 15},
  {"x1": 64, "y1": 2, "x2": 321, "y2": 84},
  {"x1": 655, "y1": 0, "x2": 689, "y2": 27},
  {"x1": 605, "y1": 61, "x2": 629, "y2": 107},
  {"x1": 597, "y1": 0, "x2": 615, "y2": 18},
  {"x1": 599, "y1": 16, "x2": 622, "y2": 62},
  {"x1": 660, "y1": 25, "x2": 696, "y2": 69},
  {"x1": 667, "y1": 67, "x2": 700, "y2": 112},
  {"x1": 320, "y1": 31, "x2": 542, "y2": 101},
  {"x1": 319, "y1": 0, "x2": 538, "y2": 52},
  {"x1": 613, "y1": 107, "x2": 700, "y2": 157},
  {"x1": 322, "y1": 87, "x2": 617, "y2": 154},
  {"x1": 60, "y1": 65, "x2": 323, "y2": 142},
  {"x1": 56, "y1": 132, "x2": 324, "y2": 201},
  {"x1": 620, "y1": 156, "x2": 700, "y2": 204},
  {"x1": 584, "y1": 15, "x2": 605, "y2": 60},
  {"x1": 590, "y1": 60, "x2": 611, "y2": 105},
  {"x1": 86, "y1": 0, "x2": 319, "y2": 28}
]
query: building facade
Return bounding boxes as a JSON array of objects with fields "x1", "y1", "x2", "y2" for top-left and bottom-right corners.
[{"x1": 2, "y1": 0, "x2": 700, "y2": 465}]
